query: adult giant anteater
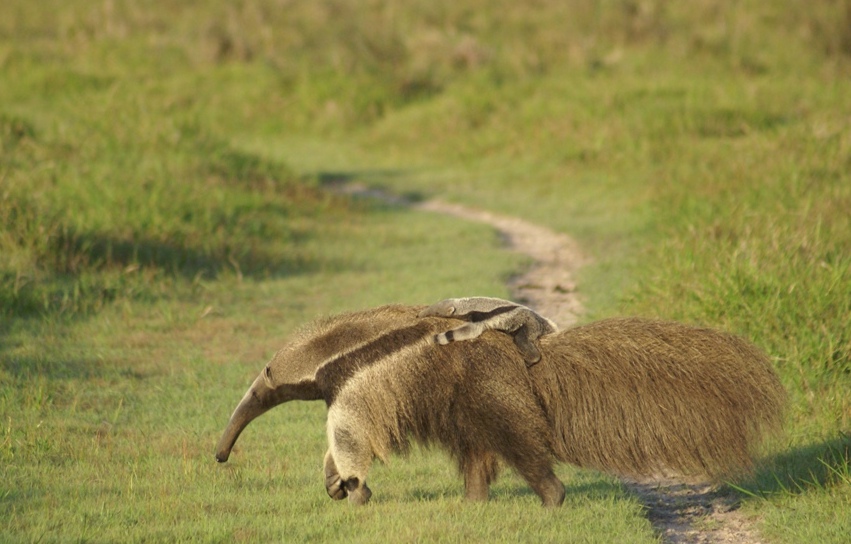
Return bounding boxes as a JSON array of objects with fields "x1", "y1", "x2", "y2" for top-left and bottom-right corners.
[{"x1": 215, "y1": 305, "x2": 785, "y2": 506}]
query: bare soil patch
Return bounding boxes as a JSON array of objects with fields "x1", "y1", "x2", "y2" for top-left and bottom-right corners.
[{"x1": 624, "y1": 481, "x2": 764, "y2": 544}]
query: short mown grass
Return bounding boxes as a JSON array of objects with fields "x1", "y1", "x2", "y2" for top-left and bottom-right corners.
[{"x1": 3, "y1": 1, "x2": 851, "y2": 542}]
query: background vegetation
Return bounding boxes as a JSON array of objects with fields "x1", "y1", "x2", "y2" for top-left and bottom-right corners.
[{"x1": 2, "y1": 0, "x2": 849, "y2": 542}]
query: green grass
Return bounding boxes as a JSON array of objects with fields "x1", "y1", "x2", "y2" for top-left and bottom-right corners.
[{"x1": 2, "y1": 0, "x2": 851, "y2": 542}]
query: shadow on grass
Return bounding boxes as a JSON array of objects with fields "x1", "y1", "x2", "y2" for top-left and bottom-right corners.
[
  {"x1": 1, "y1": 222, "x2": 343, "y2": 320},
  {"x1": 0, "y1": 345, "x2": 146, "y2": 381},
  {"x1": 48, "y1": 227, "x2": 323, "y2": 280},
  {"x1": 404, "y1": 436, "x2": 851, "y2": 506},
  {"x1": 315, "y1": 170, "x2": 428, "y2": 206},
  {"x1": 407, "y1": 475, "x2": 624, "y2": 504},
  {"x1": 733, "y1": 433, "x2": 851, "y2": 499}
]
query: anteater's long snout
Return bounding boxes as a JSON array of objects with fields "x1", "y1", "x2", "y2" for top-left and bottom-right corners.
[{"x1": 215, "y1": 374, "x2": 274, "y2": 463}]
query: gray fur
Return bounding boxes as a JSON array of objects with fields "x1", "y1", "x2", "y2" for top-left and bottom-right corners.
[
  {"x1": 418, "y1": 297, "x2": 558, "y2": 366},
  {"x1": 215, "y1": 305, "x2": 786, "y2": 507}
]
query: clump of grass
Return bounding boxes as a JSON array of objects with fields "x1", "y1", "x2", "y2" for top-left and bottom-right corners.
[
  {"x1": 0, "y1": 85, "x2": 347, "y2": 320},
  {"x1": 732, "y1": 433, "x2": 851, "y2": 499},
  {"x1": 727, "y1": 434, "x2": 851, "y2": 543},
  {"x1": 6, "y1": 1, "x2": 848, "y2": 135},
  {"x1": 623, "y1": 124, "x2": 851, "y2": 428}
]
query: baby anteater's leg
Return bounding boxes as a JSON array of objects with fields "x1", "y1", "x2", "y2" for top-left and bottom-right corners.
[
  {"x1": 512, "y1": 325, "x2": 543, "y2": 366},
  {"x1": 434, "y1": 322, "x2": 485, "y2": 345}
]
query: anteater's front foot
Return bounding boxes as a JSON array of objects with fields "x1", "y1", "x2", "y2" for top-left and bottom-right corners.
[
  {"x1": 324, "y1": 451, "x2": 348, "y2": 500},
  {"x1": 325, "y1": 473, "x2": 348, "y2": 500},
  {"x1": 324, "y1": 451, "x2": 372, "y2": 504},
  {"x1": 325, "y1": 475, "x2": 372, "y2": 504}
]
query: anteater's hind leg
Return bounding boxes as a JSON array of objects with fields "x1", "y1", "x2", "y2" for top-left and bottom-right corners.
[
  {"x1": 517, "y1": 463, "x2": 565, "y2": 507},
  {"x1": 512, "y1": 325, "x2": 543, "y2": 367},
  {"x1": 461, "y1": 451, "x2": 500, "y2": 502},
  {"x1": 472, "y1": 381, "x2": 565, "y2": 506},
  {"x1": 500, "y1": 445, "x2": 565, "y2": 507}
]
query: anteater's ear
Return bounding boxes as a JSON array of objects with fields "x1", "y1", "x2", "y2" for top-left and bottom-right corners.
[{"x1": 447, "y1": 306, "x2": 457, "y2": 316}]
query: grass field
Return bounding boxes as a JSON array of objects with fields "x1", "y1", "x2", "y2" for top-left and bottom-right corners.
[{"x1": 2, "y1": 1, "x2": 850, "y2": 542}]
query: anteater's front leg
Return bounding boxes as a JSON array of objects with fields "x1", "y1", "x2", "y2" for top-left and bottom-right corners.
[
  {"x1": 324, "y1": 450, "x2": 347, "y2": 500},
  {"x1": 326, "y1": 407, "x2": 374, "y2": 505}
]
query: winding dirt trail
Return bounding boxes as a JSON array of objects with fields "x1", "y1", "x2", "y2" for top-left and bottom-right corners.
[
  {"x1": 414, "y1": 200, "x2": 585, "y2": 328},
  {"x1": 337, "y1": 183, "x2": 763, "y2": 543}
]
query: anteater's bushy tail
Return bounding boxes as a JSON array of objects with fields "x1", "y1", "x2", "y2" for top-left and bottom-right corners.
[{"x1": 534, "y1": 318, "x2": 786, "y2": 482}]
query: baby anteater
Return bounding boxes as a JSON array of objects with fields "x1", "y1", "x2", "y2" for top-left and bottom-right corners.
[{"x1": 418, "y1": 297, "x2": 558, "y2": 366}]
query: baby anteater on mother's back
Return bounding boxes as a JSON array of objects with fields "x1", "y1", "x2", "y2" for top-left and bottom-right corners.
[{"x1": 418, "y1": 297, "x2": 558, "y2": 366}]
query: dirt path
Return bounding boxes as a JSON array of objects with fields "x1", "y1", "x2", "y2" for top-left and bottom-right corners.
[
  {"x1": 337, "y1": 183, "x2": 763, "y2": 543},
  {"x1": 622, "y1": 480, "x2": 764, "y2": 544},
  {"x1": 415, "y1": 200, "x2": 585, "y2": 328}
]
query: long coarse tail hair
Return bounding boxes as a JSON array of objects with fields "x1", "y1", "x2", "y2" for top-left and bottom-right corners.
[{"x1": 533, "y1": 317, "x2": 787, "y2": 482}]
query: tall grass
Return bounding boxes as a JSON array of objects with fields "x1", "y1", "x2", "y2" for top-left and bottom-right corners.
[{"x1": 0, "y1": 54, "x2": 342, "y2": 319}]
